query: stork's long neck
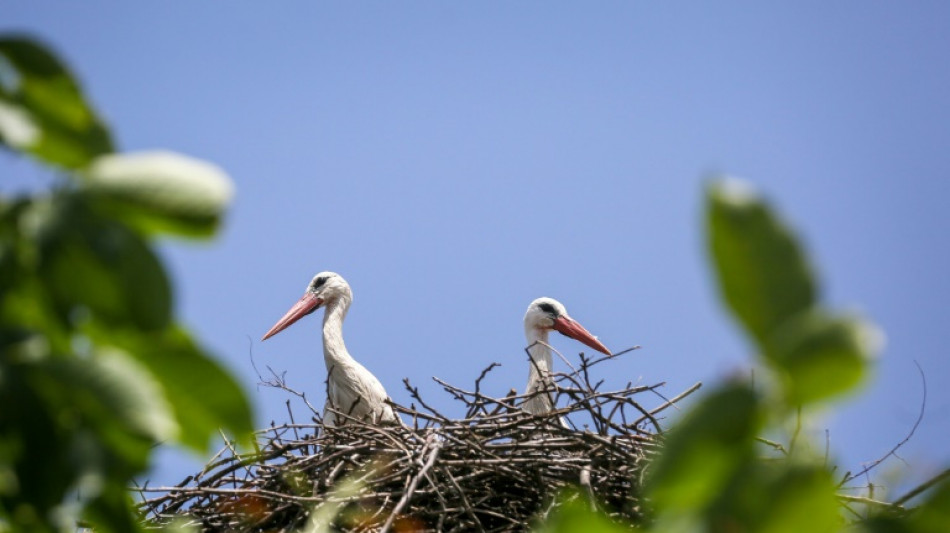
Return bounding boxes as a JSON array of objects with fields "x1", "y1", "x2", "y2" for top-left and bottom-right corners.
[
  {"x1": 525, "y1": 326, "x2": 553, "y2": 386},
  {"x1": 322, "y1": 294, "x2": 355, "y2": 370}
]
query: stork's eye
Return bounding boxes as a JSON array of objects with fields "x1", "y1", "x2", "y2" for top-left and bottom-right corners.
[
  {"x1": 313, "y1": 276, "x2": 328, "y2": 289},
  {"x1": 538, "y1": 302, "x2": 557, "y2": 315}
]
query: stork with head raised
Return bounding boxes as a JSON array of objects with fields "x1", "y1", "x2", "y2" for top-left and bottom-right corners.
[
  {"x1": 522, "y1": 297, "x2": 611, "y2": 416},
  {"x1": 262, "y1": 272, "x2": 399, "y2": 427}
]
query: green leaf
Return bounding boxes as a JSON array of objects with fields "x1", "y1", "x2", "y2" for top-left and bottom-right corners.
[
  {"x1": 82, "y1": 484, "x2": 146, "y2": 533},
  {"x1": 30, "y1": 351, "x2": 175, "y2": 483},
  {"x1": 88, "y1": 325, "x2": 254, "y2": 452},
  {"x1": 159, "y1": 519, "x2": 201, "y2": 533},
  {"x1": 912, "y1": 480, "x2": 950, "y2": 532},
  {"x1": 50, "y1": 349, "x2": 179, "y2": 444},
  {"x1": 0, "y1": 346, "x2": 74, "y2": 526},
  {"x1": 767, "y1": 310, "x2": 879, "y2": 404},
  {"x1": 83, "y1": 151, "x2": 235, "y2": 239},
  {"x1": 0, "y1": 35, "x2": 113, "y2": 168},
  {"x1": 645, "y1": 381, "x2": 762, "y2": 514},
  {"x1": 1, "y1": 345, "x2": 168, "y2": 531},
  {"x1": 534, "y1": 492, "x2": 630, "y2": 533},
  {"x1": 0, "y1": 100, "x2": 38, "y2": 149},
  {"x1": 31, "y1": 193, "x2": 172, "y2": 331},
  {"x1": 706, "y1": 177, "x2": 818, "y2": 349},
  {"x1": 863, "y1": 478, "x2": 950, "y2": 533},
  {"x1": 709, "y1": 463, "x2": 842, "y2": 533},
  {"x1": 0, "y1": 196, "x2": 25, "y2": 298}
]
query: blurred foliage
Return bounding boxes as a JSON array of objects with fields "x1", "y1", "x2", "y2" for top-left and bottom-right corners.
[
  {"x1": 535, "y1": 493, "x2": 630, "y2": 533},
  {"x1": 705, "y1": 177, "x2": 879, "y2": 407},
  {"x1": 0, "y1": 35, "x2": 252, "y2": 532},
  {"x1": 0, "y1": 37, "x2": 112, "y2": 168},
  {"x1": 536, "y1": 178, "x2": 946, "y2": 532}
]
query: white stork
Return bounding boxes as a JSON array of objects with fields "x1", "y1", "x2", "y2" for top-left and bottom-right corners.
[
  {"x1": 522, "y1": 297, "x2": 611, "y2": 416},
  {"x1": 262, "y1": 272, "x2": 399, "y2": 426}
]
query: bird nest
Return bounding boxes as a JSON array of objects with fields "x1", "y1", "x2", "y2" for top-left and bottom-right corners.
[{"x1": 137, "y1": 347, "x2": 701, "y2": 532}]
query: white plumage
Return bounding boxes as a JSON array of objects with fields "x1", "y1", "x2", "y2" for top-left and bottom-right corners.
[{"x1": 262, "y1": 272, "x2": 399, "y2": 427}]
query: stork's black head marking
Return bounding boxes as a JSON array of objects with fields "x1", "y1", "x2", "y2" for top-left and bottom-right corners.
[
  {"x1": 538, "y1": 302, "x2": 557, "y2": 315},
  {"x1": 312, "y1": 276, "x2": 329, "y2": 290}
]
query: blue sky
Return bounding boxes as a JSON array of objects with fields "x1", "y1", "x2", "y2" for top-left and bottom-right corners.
[{"x1": 5, "y1": 3, "x2": 950, "y2": 497}]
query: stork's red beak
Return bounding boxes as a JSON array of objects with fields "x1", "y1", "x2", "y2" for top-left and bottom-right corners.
[
  {"x1": 261, "y1": 293, "x2": 324, "y2": 341},
  {"x1": 553, "y1": 315, "x2": 611, "y2": 355}
]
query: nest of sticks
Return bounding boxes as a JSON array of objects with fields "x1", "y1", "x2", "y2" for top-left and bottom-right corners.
[{"x1": 137, "y1": 346, "x2": 701, "y2": 532}]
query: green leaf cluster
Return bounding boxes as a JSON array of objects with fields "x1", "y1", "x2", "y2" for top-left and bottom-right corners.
[
  {"x1": 0, "y1": 37, "x2": 112, "y2": 168},
  {"x1": 641, "y1": 178, "x2": 942, "y2": 532},
  {"x1": 706, "y1": 177, "x2": 878, "y2": 405},
  {"x1": 539, "y1": 177, "x2": 946, "y2": 532},
  {"x1": 535, "y1": 493, "x2": 630, "y2": 533},
  {"x1": 0, "y1": 35, "x2": 252, "y2": 532}
]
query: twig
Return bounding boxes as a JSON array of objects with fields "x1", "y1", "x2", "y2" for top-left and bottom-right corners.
[
  {"x1": 841, "y1": 361, "x2": 927, "y2": 486},
  {"x1": 837, "y1": 494, "x2": 904, "y2": 512},
  {"x1": 755, "y1": 437, "x2": 788, "y2": 455},
  {"x1": 379, "y1": 437, "x2": 444, "y2": 533},
  {"x1": 649, "y1": 381, "x2": 702, "y2": 416},
  {"x1": 892, "y1": 467, "x2": 950, "y2": 506}
]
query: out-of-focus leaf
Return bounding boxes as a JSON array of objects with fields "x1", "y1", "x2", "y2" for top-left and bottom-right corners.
[
  {"x1": 861, "y1": 476, "x2": 950, "y2": 533},
  {"x1": 0, "y1": 278, "x2": 72, "y2": 356},
  {"x1": 533, "y1": 492, "x2": 630, "y2": 533},
  {"x1": 84, "y1": 151, "x2": 235, "y2": 239},
  {"x1": 1, "y1": 33, "x2": 243, "y2": 533},
  {"x1": 645, "y1": 381, "x2": 762, "y2": 514},
  {"x1": 83, "y1": 484, "x2": 145, "y2": 533},
  {"x1": 88, "y1": 325, "x2": 254, "y2": 451},
  {"x1": 0, "y1": 36, "x2": 113, "y2": 168},
  {"x1": 0, "y1": 100, "x2": 38, "y2": 149},
  {"x1": 0, "y1": 342, "x2": 73, "y2": 527},
  {"x1": 302, "y1": 474, "x2": 366, "y2": 533},
  {"x1": 30, "y1": 193, "x2": 172, "y2": 331},
  {"x1": 911, "y1": 480, "x2": 950, "y2": 532},
  {"x1": 160, "y1": 519, "x2": 201, "y2": 533},
  {"x1": 1, "y1": 346, "x2": 163, "y2": 532},
  {"x1": 861, "y1": 515, "x2": 915, "y2": 533},
  {"x1": 709, "y1": 463, "x2": 841, "y2": 533},
  {"x1": 706, "y1": 177, "x2": 817, "y2": 349},
  {"x1": 0, "y1": 196, "x2": 23, "y2": 296},
  {"x1": 47, "y1": 349, "x2": 179, "y2": 444},
  {"x1": 767, "y1": 310, "x2": 879, "y2": 404},
  {"x1": 30, "y1": 353, "x2": 171, "y2": 489}
]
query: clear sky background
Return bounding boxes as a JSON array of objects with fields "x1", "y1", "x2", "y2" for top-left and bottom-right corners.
[{"x1": 4, "y1": 3, "x2": 949, "y2": 498}]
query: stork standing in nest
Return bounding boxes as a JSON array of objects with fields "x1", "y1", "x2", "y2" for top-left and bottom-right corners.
[
  {"x1": 522, "y1": 297, "x2": 611, "y2": 416},
  {"x1": 262, "y1": 272, "x2": 399, "y2": 426}
]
